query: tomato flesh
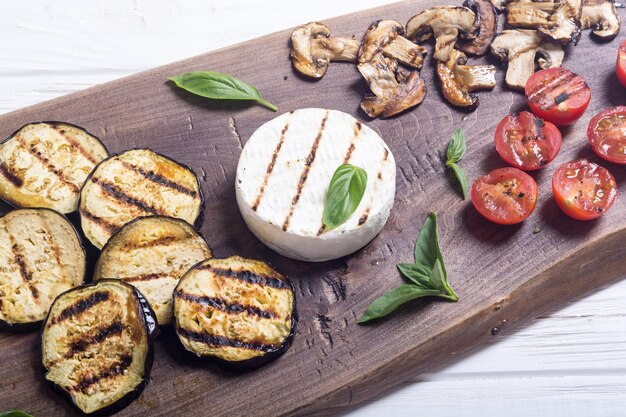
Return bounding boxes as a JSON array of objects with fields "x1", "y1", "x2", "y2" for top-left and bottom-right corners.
[
  {"x1": 471, "y1": 167, "x2": 538, "y2": 225},
  {"x1": 494, "y1": 111, "x2": 562, "y2": 170},
  {"x1": 588, "y1": 106, "x2": 626, "y2": 164},
  {"x1": 525, "y1": 68, "x2": 591, "y2": 126},
  {"x1": 552, "y1": 159, "x2": 617, "y2": 220},
  {"x1": 617, "y1": 40, "x2": 626, "y2": 88}
]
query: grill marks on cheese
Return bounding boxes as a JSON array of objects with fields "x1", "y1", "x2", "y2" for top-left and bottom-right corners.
[
  {"x1": 0, "y1": 123, "x2": 108, "y2": 213},
  {"x1": 94, "y1": 216, "x2": 212, "y2": 324},
  {"x1": 42, "y1": 282, "x2": 149, "y2": 414},
  {"x1": 79, "y1": 149, "x2": 202, "y2": 248},
  {"x1": 174, "y1": 256, "x2": 294, "y2": 361},
  {"x1": 0, "y1": 209, "x2": 85, "y2": 326}
]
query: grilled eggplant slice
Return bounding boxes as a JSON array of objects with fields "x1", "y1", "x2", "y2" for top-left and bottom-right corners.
[
  {"x1": 0, "y1": 122, "x2": 108, "y2": 214},
  {"x1": 173, "y1": 256, "x2": 296, "y2": 369},
  {"x1": 79, "y1": 149, "x2": 202, "y2": 249},
  {"x1": 42, "y1": 279, "x2": 158, "y2": 415},
  {"x1": 0, "y1": 208, "x2": 85, "y2": 331},
  {"x1": 94, "y1": 216, "x2": 212, "y2": 325}
]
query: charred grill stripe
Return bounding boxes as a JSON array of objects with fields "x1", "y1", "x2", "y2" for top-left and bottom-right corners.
[
  {"x1": 66, "y1": 321, "x2": 124, "y2": 358},
  {"x1": 121, "y1": 235, "x2": 178, "y2": 250},
  {"x1": 177, "y1": 328, "x2": 277, "y2": 352},
  {"x1": 122, "y1": 272, "x2": 172, "y2": 283},
  {"x1": 119, "y1": 160, "x2": 198, "y2": 198},
  {"x1": 0, "y1": 162, "x2": 23, "y2": 187},
  {"x1": 51, "y1": 125, "x2": 99, "y2": 164},
  {"x1": 10, "y1": 243, "x2": 39, "y2": 300},
  {"x1": 383, "y1": 148, "x2": 389, "y2": 161},
  {"x1": 91, "y1": 177, "x2": 166, "y2": 216},
  {"x1": 342, "y1": 120, "x2": 362, "y2": 163},
  {"x1": 15, "y1": 135, "x2": 80, "y2": 192},
  {"x1": 282, "y1": 111, "x2": 329, "y2": 231},
  {"x1": 316, "y1": 224, "x2": 326, "y2": 236},
  {"x1": 174, "y1": 290, "x2": 276, "y2": 319},
  {"x1": 251, "y1": 118, "x2": 291, "y2": 212},
  {"x1": 358, "y1": 210, "x2": 370, "y2": 226},
  {"x1": 50, "y1": 291, "x2": 110, "y2": 325},
  {"x1": 73, "y1": 354, "x2": 133, "y2": 393},
  {"x1": 38, "y1": 212, "x2": 65, "y2": 284},
  {"x1": 199, "y1": 265, "x2": 290, "y2": 290},
  {"x1": 527, "y1": 71, "x2": 576, "y2": 107},
  {"x1": 81, "y1": 209, "x2": 119, "y2": 233}
]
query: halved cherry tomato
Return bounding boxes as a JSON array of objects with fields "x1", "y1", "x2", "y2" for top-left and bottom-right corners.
[
  {"x1": 552, "y1": 159, "x2": 617, "y2": 220},
  {"x1": 495, "y1": 111, "x2": 562, "y2": 170},
  {"x1": 616, "y1": 40, "x2": 626, "y2": 88},
  {"x1": 525, "y1": 68, "x2": 591, "y2": 126},
  {"x1": 588, "y1": 106, "x2": 626, "y2": 164},
  {"x1": 471, "y1": 167, "x2": 538, "y2": 225}
]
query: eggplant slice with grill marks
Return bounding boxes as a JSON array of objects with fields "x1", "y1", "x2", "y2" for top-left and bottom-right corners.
[
  {"x1": 0, "y1": 208, "x2": 85, "y2": 331},
  {"x1": 0, "y1": 122, "x2": 108, "y2": 214},
  {"x1": 94, "y1": 216, "x2": 212, "y2": 325},
  {"x1": 79, "y1": 149, "x2": 203, "y2": 249},
  {"x1": 42, "y1": 279, "x2": 158, "y2": 415},
  {"x1": 173, "y1": 256, "x2": 296, "y2": 369}
]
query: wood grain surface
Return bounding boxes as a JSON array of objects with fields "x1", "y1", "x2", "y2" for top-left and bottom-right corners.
[{"x1": 1, "y1": 0, "x2": 625, "y2": 416}]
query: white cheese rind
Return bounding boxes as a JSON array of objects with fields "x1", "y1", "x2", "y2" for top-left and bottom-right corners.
[{"x1": 236, "y1": 108, "x2": 396, "y2": 262}]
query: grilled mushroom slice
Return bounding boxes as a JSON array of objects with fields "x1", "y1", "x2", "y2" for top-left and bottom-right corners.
[
  {"x1": 173, "y1": 256, "x2": 296, "y2": 370},
  {"x1": 79, "y1": 149, "x2": 202, "y2": 249},
  {"x1": 538, "y1": 0, "x2": 583, "y2": 44},
  {"x1": 0, "y1": 209, "x2": 85, "y2": 331},
  {"x1": 0, "y1": 122, "x2": 108, "y2": 214},
  {"x1": 406, "y1": 6, "x2": 477, "y2": 62},
  {"x1": 358, "y1": 20, "x2": 427, "y2": 118},
  {"x1": 94, "y1": 216, "x2": 212, "y2": 325},
  {"x1": 581, "y1": 0, "x2": 621, "y2": 41},
  {"x1": 437, "y1": 49, "x2": 496, "y2": 109},
  {"x1": 490, "y1": 0, "x2": 508, "y2": 13},
  {"x1": 458, "y1": 0, "x2": 498, "y2": 56},
  {"x1": 42, "y1": 280, "x2": 158, "y2": 415},
  {"x1": 491, "y1": 29, "x2": 565, "y2": 90},
  {"x1": 507, "y1": 0, "x2": 561, "y2": 29}
]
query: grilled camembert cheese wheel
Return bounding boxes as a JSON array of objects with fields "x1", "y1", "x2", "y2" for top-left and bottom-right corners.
[
  {"x1": 0, "y1": 122, "x2": 108, "y2": 213},
  {"x1": 0, "y1": 208, "x2": 85, "y2": 330},
  {"x1": 42, "y1": 280, "x2": 158, "y2": 415},
  {"x1": 173, "y1": 256, "x2": 296, "y2": 368},
  {"x1": 79, "y1": 149, "x2": 202, "y2": 248},
  {"x1": 236, "y1": 108, "x2": 396, "y2": 261},
  {"x1": 94, "y1": 216, "x2": 212, "y2": 325}
]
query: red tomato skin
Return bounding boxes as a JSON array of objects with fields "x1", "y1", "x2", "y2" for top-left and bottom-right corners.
[
  {"x1": 494, "y1": 112, "x2": 562, "y2": 171},
  {"x1": 471, "y1": 167, "x2": 539, "y2": 225},
  {"x1": 525, "y1": 68, "x2": 591, "y2": 127},
  {"x1": 617, "y1": 40, "x2": 626, "y2": 88},
  {"x1": 587, "y1": 106, "x2": 626, "y2": 165},
  {"x1": 552, "y1": 160, "x2": 618, "y2": 221}
]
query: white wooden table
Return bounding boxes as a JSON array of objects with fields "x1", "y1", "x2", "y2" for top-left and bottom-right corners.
[{"x1": 3, "y1": 1, "x2": 626, "y2": 416}]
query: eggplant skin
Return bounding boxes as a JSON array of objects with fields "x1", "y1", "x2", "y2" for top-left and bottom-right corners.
[
  {"x1": 94, "y1": 215, "x2": 213, "y2": 325},
  {"x1": 0, "y1": 208, "x2": 86, "y2": 332},
  {"x1": 0, "y1": 121, "x2": 108, "y2": 214},
  {"x1": 173, "y1": 256, "x2": 297, "y2": 371},
  {"x1": 78, "y1": 148, "x2": 203, "y2": 249},
  {"x1": 41, "y1": 280, "x2": 159, "y2": 415}
]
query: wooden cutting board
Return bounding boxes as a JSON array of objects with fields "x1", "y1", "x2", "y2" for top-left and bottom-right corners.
[{"x1": 0, "y1": 0, "x2": 625, "y2": 415}]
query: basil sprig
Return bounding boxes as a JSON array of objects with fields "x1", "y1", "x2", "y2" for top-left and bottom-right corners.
[
  {"x1": 357, "y1": 212, "x2": 458, "y2": 324},
  {"x1": 445, "y1": 128, "x2": 469, "y2": 200},
  {"x1": 168, "y1": 71, "x2": 277, "y2": 111},
  {"x1": 0, "y1": 411, "x2": 34, "y2": 417},
  {"x1": 322, "y1": 164, "x2": 367, "y2": 230}
]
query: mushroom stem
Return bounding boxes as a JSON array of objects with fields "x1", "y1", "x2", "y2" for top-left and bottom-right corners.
[{"x1": 455, "y1": 64, "x2": 498, "y2": 90}]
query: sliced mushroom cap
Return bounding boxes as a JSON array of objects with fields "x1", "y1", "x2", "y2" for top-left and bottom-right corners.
[
  {"x1": 507, "y1": 0, "x2": 561, "y2": 29},
  {"x1": 538, "y1": 0, "x2": 583, "y2": 44},
  {"x1": 437, "y1": 49, "x2": 496, "y2": 109},
  {"x1": 458, "y1": 0, "x2": 498, "y2": 56},
  {"x1": 406, "y1": 6, "x2": 477, "y2": 61},
  {"x1": 490, "y1": 29, "x2": 565, "y2": 90},
  {"x1": 359, "y1": 19, "x2": 428, "y2": 69},
  {"x1": 290, "y1": 22, "x2": 360, "y2": 79},
  {"x1": 581, "y1": 0, "x2": 621, "y2": 41},
  {"x1": 358, "y1": 20, "x2": 427, "y2": 118}
]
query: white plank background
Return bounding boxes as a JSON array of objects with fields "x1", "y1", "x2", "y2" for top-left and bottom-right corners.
[{"x1": 3, "y1": 1, "x2": 626, "y2": 416}]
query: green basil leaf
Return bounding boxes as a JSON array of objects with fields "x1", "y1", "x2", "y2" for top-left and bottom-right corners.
[
  {"x1": 429, "y1": 258, "x2": 446, "y2": 291},
  {"x1": 357, "y1": 284, "x2": 442, "y2": 324},
  {"x1": 0, "y1": 411, "x2": 34, "y2": 417},
  {"x1": 168, "y1": 71, "x2": 277, "y2": 111},
  {"x1": 448, "y1": 162, "x2": 469, "y2": 200},
  {"x1": 413, "y1": 212, "x2": 445, "y2": 275},
  {"x1": 446, "y1": 128, "x2": 466, "y2": 164},
  {"x1": 397, "y1": 263, "x2": 431, "y2": 287},
  {"x1": 322, "y1": 164, "x2": 367, "y2": 230}
]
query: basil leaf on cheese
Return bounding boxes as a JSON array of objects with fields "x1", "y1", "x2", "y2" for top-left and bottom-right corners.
[{"x1": 322, "y1": 164, "x2": 367, "y2": 231}]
